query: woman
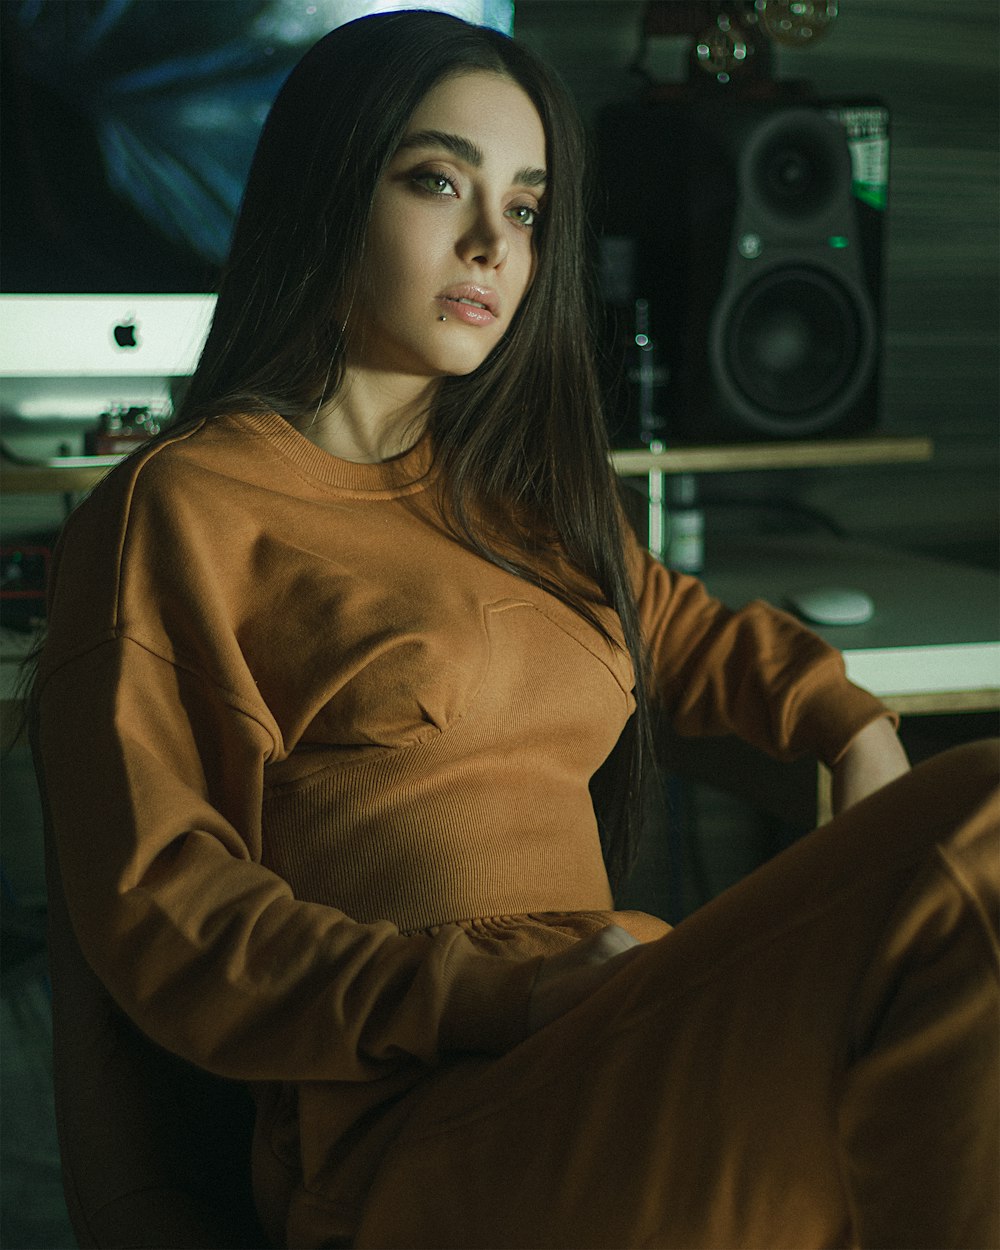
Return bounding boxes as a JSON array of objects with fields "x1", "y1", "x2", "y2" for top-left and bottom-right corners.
[{"x1": 35, "y1": 10, "x2": 998, "y2": 1249}]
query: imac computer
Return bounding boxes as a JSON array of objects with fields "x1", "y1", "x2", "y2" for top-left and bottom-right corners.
[{"x1": 0, "y1": 294, "x2": 216, "y2": 424}]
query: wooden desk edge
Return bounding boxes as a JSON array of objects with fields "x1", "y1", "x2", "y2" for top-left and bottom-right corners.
[{"x1": 881, "y1": 688, "x2": 999, "y2": 716}]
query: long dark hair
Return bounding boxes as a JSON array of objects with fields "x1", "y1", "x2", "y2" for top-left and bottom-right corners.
[{"x1": 176, "y1": 9, "x2": 655, "y2": 890}]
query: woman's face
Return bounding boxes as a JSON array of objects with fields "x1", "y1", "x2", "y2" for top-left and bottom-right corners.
[{"x1": 346, "y1": 70, "x2": 547, "y2": 381}]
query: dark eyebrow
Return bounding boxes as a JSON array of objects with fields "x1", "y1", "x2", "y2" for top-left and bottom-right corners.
[
  {"x1": 513, "y1": 165, "x2": 548, "y2": 190},
  {"x1": 396, "y1": 128, "x2": 547, "y2": 190},
  {"x1": 398, "y1": 129, "x2": 482, "y2": 166}
]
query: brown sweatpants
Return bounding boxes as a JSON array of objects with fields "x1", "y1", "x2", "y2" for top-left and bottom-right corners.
[{"x1": 352, "y1": 741, "x2": 1000, "y2": 1250}]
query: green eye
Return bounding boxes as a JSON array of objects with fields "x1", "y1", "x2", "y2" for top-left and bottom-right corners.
[
  {"x1": 508, "y1": 204, "x2": 539, "y2": 228},
  {"x1": 414, "y1": 171, "x2": 457, "y2": 195}
]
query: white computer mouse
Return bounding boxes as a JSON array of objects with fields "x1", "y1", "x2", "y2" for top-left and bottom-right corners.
[{"x1": 784, "y1": 585, "x2": 875, "y2": 626}]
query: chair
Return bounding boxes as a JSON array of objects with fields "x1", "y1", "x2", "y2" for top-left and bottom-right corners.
[{"x1": 32, "y1": 716, "x2": 270, "y2": 1250}]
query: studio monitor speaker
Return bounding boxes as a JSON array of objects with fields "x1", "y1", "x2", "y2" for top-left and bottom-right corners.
[{"x1": 595, "y1": 96, "x2": 889, "y2": 444}]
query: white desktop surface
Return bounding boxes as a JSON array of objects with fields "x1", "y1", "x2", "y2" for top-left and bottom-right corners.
[{"x1": 700, "y1": 535, "x2": 999, "y2": 706}]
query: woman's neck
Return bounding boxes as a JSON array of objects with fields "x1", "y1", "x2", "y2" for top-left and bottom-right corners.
[{"x1": 294, "y1": 369, "x2": 438, "y2": 463}]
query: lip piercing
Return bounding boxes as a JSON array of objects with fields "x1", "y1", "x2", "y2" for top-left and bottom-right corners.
[{"x1": 438, "y1": 315, "x2": 447, "y2": 322}]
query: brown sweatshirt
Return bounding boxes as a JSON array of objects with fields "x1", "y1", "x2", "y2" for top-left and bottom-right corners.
[{"x1": 36, "y1": 410, "x2": 889, "y2": 1235}]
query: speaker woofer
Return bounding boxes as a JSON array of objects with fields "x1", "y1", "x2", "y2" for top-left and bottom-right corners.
[{"x1": 710, "y1": 263, "x2": 876, "y2": 436}]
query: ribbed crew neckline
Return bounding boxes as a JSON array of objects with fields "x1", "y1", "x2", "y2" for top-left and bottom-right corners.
[{"x1": 232, "y1": 409, "x2": 435, "y2": 495}]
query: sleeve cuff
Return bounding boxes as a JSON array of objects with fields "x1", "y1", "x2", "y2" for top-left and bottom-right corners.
[
  {"x1": 796, "y1": 678, "x2": 899, "y2": 767},
  {"x1": 437, "y1": 948, "x2": 543, "y2": 1056},
  {"x1": 826, "y1": 703, "x2": 900, "y2": 767}
]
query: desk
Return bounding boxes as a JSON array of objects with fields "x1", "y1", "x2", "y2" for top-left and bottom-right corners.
[{"x1": 700, "y1": 535, "x2": 1000, "y2": 821}]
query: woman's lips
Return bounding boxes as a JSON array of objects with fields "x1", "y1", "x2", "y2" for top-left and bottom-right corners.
[{"x1": 436, "y1": 284, "x2": 499, "y2": 325}]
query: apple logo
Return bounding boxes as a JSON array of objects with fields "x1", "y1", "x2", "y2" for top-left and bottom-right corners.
[{"x1": 113, "y1": 319, "x2": 139, "y2": 350}]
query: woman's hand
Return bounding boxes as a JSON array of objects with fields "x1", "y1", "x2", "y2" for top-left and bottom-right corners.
[
  {"x1": 831, "y1": 716, "x2": 910, "y2": 815},
  {"x1": 527, "y1": 924, "x2": 644, "y2": 1035}
]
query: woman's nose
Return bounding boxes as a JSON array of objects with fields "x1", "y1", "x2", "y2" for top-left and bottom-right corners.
[{"x1": 458, "y1": 207, "x2": 508, "y2": 270}]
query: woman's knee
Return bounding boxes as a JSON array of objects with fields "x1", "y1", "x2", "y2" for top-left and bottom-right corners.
[{"x1": 908, "y1": 738, "x2": 999, "y2": 813}]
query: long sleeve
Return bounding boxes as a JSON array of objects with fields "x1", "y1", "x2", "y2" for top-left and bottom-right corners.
[
  {"x1": 37, "y1": 635, "x2": 539, "y2": 1084},
  {"x1": 630, "y1": 543, "x2": 891, "y2": 765}
]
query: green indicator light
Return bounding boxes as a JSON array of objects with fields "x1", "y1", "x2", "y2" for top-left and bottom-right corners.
[{"x1": 828, "y1": 236, "x2": 850, "y2": 249}]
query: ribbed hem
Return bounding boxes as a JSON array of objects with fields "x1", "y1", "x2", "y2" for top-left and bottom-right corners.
[{"x1": 231, "y1": 410, "x2": 435, "y2": 496}]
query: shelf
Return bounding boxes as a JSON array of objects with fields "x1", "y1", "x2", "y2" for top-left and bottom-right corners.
[{"x1": 610, "y1": 435, "x2": 933, "y2": 475}]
